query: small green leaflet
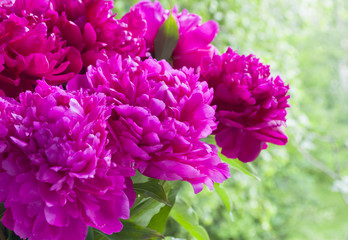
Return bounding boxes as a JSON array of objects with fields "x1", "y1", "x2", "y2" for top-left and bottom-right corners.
[
  {"x1": 219, "y1": 152, "x2": 261, "y2": 181},
  {"x1": 130, "y1": 198, "x2": 164, "y2": 227},
  {"x1": 214, "y1": 183, "x2": 231, "y2": 212},
  {"x1": 154, "y1": 11, "x2": 179, "y2": 63},
  {"x1": 131, "y1": 170, "x2": 152, "y2": 184},
  {"x1": 86, "y1": 227, "x2": 94, "y2": 240},
  {"x1": 214, "y1": 183, "x2": 234, "y2": 221},
  {"x1": 170, "y1": 199, "x2": 210, "y2": 240},
  {"x1": 130, "y1": 179, "x2": 170, "y2": 227},
  {"x1": 133, "y1": 179, "x2": 170, "y2": 205},
  {"x1": 200, "y1": 135, "x2": 216, "y2": 145},
  {"x1": 147, "y1": 182, "x2": 182, "y2": 234}
]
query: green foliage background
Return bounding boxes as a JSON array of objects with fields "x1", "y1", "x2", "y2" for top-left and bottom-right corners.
[{"x1": 113, "y1": 0, "x2": 348, "y2": 239}]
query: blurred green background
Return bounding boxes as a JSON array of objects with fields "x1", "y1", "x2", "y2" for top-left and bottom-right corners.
[{"x1": 116, "y1": 0, "x2": 348, "y2": 239}]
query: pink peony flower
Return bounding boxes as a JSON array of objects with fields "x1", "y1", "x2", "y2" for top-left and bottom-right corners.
[
  {"x1": 0, "y1": 81, "x2": 135, "y2": 240},
  {"x1": 200, "y1": 48, "x2": 290, "y2": 162},
  {"x1": 48, "y1": 0, "x2": 147, "y2": 66},
  {"x1": 71, "y1": 55, "x2": 230, "y2": 193},
  {"x1": 0, "y1": 11, "x2": 82, "y2": 98},
  {"x1": 0, "y1": 0, "x2": 49, "y2": 16},
  {"x1": 0, "y1": 0, "x2": 146, "y2": 97},
  {"x1": 133, "y1": 0, "x2": 219, "y2": 70}
]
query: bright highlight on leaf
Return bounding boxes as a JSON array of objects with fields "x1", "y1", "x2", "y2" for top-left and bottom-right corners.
[
  {"x1": 170, "y1": 199, "x2": 210, "y2": 240},
  {"x1": 134, "y1": 180, "x2": 170, "y2": 205}
]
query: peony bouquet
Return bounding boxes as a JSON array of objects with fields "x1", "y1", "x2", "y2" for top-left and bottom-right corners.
[{"x1": 0, "y1": 0, "x2": 290, "y2": 239}]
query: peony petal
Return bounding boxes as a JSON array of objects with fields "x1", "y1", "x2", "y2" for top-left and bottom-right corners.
[
  {"x1": 44, "y1": 205, "x2": 70, "y2": 227},
  {"x1": 83, "y1": 22, "x2": 97, "y2": 45},
  {"x1": 19, "y1": 180, "x2": 40, "y2": 203},
  {"x1": 65, "y1": 47, "x2": 83, "y2": 74},
  {"x1": 175, "y1": 20, "x2": 219, "y2": 53},
  {"x1": 61, "y1": 21, "x2": 83, "y2": 48},
  {"x1": 0, "y1": 172, "x2": 12, "y2": 202}
]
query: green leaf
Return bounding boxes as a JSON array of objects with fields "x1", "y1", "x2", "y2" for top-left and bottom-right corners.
[
  {"x1": 86, "y1": 227, "x2": 94, "y2": 240},
  {"x1": 170, "y1": 199, "x2": 210, "y2": 240},
  {"x1": 147, "y1": 182, "x2": 182, "y2": 233},
  {"x1": 131, "y1": 170, "x2": 151, "y2": 184},
  {"x1": 154, "y1": 11, "x2": 179, "y2": 63},
  {"x1": 219, "y1": 152, "x2": 261, "y2": 181},
  {"x1": 93, "y1": 221, "x2": 164, "y2": 240},
  {"x1": 214, "y1": 183, "x2": 234, "y2": 221},
  {"x1": 133, "y1": 179, "x2": 169, "y2": 205},
  {"x1": 200, "y1": 135, "x2": 216, "y2": 145},
  {"x1": 214, "y1": 183, "x2": 231, "y2": 212},
  {"x1": 130, "y1": 198, "x2": 164, "y2": 227}
]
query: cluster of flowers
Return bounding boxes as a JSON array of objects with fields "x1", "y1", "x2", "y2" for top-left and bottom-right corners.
[{"x1": 0, "y1": 0, "x2": 290, "y2": 239}]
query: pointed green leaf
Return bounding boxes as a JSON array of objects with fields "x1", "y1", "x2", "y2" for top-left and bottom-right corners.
[
  {"x1": 154, "y1": 11, "x2": 179, "y2": 62},
  {"x1": 147, "y1": 182, "x2": 182, "y2": 233},
  {"x1": 214, "y1": 183, "x2": 234, "y2": 221},
  {"x1": 93, "y1": 221, "x2": 164, "y2": 240},
  {"x1": 132, "y1": 171, "x2": 152, "y2": 184},
  {"x1": 130, "y1": 198, "x2": 164, "y2": 227},
  {"x1": 170, "y1": 200, "x2": 210, "y2": 240},
  {"x1": 133, "y1": 179, "x2": 169, "y2": 205},
  {"x1": 219, "y1": 152, "x2": 261, "y2": 181},
  {"x1": 86, "y1": 227, "x2": 94, "y2": 240},
  {"x1": 214, "y1": 183, "x2": 231, "y2": 212},
  {"x1": 200, "y1": 135, "x2": 216, "y2": 145}
]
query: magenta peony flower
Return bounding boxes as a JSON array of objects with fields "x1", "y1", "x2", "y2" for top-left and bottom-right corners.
[
  {"x1": 48, "y1": 0, "x2": 147, "y2": 66},
  {"x1": 0, "y1": 81, "x2": 135, "y2": 240},
  {"x1": 0, "y1": 0, "x2": 49, "y2": 16},
  {"x1": 200, "y1": 48, "x2": 290, "y2": 162},
  {"x1": 0, "y1": 0, "x2": 146, "y2": 97},
  {"x1": 70, "y1": 55, "x2": 230, "y2": 193},
  {"x1": 133, "y1": 0, "x2": 219, "y2": 70},
  {"x1": 0, "y1": 11, "x2": 82, "y2": 98}
]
